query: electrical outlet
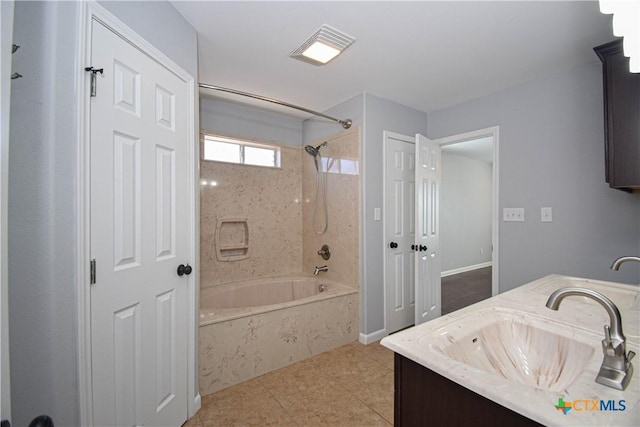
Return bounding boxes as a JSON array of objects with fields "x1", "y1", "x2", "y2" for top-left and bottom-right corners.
[{"x1": 503, "y1": 208, "x2": 525, "y2": 222}]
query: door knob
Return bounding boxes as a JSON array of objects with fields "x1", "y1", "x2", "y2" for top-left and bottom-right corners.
[
  {"x1": 177, "y1": 263, "x2": 192, "y2": 277},
  {"x1": 389, "y1": 242, "x2": 398, "y2": 249},
  {"x1": 419, "y1": 245, "x2": 428, "y2": 252}
]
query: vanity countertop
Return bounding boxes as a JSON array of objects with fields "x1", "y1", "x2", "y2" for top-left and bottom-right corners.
[{"x1": 381, "y1": 274, "x2": 640, "y2": 426}]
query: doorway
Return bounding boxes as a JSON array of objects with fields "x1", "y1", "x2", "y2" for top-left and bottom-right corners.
[
  {"x1": 437, "y1": 127, "x2": 499, "y2": 302},
  {"x1": 76, "y1": 4, "x2": 199, "y2": 426},
  {"x1": 440, "y1": 137, "x2": 493, "y2": 313},
  {"x1": 383, "y1": 132, "x2": 442, "y2": 334},
  {"x1": 383, "y1": 127, "x2": 499, "y2": 334}
]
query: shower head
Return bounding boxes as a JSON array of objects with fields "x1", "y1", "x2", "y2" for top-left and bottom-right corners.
[
  {"x1": 304, "y1": 145, "x2": 318, "y2": 157},
  {"x1": 304, "y1": 141, "x2": 327, "y2": 157}
]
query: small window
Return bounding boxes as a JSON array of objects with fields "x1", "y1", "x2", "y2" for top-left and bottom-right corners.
[{"x1": 202, "y1": 134, "x2": 281, "y2": 168}]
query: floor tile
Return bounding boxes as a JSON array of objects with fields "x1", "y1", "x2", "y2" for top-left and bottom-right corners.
[
  {"x1": 290, "y1": 393, "x2": 391, "y2": 427},
  {"x1": 182, "y1": 414, "x2": 203, "y2": 427},
  {"x1": 195, "y1": 340, "x2": 395, "y2": 426},
  {"x1": 351, "y1": 371, "x2": 394, "y2": 423},
  {"x1": 199, "y1": 393, "x2": 297, "y2": 427},
  {"x1": 359, "y1": 341, "x2": 395, "y2": 370}
]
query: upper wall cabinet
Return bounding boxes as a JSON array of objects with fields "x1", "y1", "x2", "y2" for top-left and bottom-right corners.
[{"x1": 594, "y1": 40, "x2": 640, "y2": 193}]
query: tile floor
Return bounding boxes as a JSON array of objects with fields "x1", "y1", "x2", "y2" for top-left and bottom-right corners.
[{"x1": 184, "y1": 341, "x2": 394, "y2": 427}]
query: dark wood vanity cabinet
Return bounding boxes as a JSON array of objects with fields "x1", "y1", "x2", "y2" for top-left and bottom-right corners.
[
  {"x1": 394, "y1": 354, "x2": 542, "y2": 427},
  {"x1": 594, "y1": 40, "x2": 640, "y2": 192}
]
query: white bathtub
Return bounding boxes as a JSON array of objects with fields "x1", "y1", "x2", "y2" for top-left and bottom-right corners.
[
  {"x1": 199, "y1": 275, "x2": 355, "y2": 325},
  {"x1": 198, "y1": 275, "x2": 358, "y2": 395}
]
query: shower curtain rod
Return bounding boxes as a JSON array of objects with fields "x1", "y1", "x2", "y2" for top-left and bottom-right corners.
[{"x1": 198, "y1": 83, "x2": 352, "y2": 129}]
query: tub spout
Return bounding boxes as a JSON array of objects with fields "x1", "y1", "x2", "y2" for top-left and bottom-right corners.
[{"x1": 314, "y1": 265, "x2": 328, "y2": 276}]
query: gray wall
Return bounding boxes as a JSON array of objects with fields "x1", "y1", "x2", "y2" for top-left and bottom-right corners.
[
  {"x1": 8, "y1": 2, "x2": 197, "y2": 426},
  {"x1": 428, "y1": 60, "x2": 640, "y2": 290},
  {"x1": 302, "y1": 94, "x2": 364, "y2": 145},
  {"x1": 201, "y1": 97, "x2": 303, "y2": 146},
  {"x1": 440, "y1": 152, "x2": 493, "y2": 272},
  {"x1": 98, "y1": 0, "x2": 198, "y2": 79},
  {"x1": 9, "y1": 3, "x2": 81, "y2": 425}
]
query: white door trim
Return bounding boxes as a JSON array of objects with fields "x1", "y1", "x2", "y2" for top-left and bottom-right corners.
[
  {"x1": 433, "y1": 126, "x2": 500, "y2": 297},
  {"x1": 75, "y1": 2, "x2": 200, "y2": 425},
  {"x1": 1, "y1": 1, "x2": 15, "y2": 421},
  {"x1": 382, "y1": 130, "x2": 415, "y2": 337}
]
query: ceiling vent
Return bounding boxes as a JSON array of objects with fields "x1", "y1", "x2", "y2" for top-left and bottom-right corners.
[{"x1": 290, "y1": 25, "x2": 355, "y2": 66}]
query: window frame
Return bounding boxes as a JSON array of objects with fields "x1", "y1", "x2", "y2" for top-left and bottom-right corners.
[{"x1": 201, "y1": 133, "x2": 281, "y2": 168}]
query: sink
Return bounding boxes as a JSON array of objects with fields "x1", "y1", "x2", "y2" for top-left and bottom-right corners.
[
  {"x1": 531, "y1": 276, "x2": 640, "y2": 310},
  {"x1": 425, "y1": 308, "x2": 596, "y2": 391}
]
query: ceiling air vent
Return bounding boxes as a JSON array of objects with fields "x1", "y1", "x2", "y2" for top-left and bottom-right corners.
[{"x1": 290, "y1": 25, "x2": 355, "y2": 66}]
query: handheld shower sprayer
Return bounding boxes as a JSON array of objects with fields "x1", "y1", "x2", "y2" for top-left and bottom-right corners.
[
  {"x1": 304, "y1": 141, "x2": 327, "y2": 158},
  {"x1": 304, "y1": 141, "x2": 329, "y2": 234}
]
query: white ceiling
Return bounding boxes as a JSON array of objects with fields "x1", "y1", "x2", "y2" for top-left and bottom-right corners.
[
  {"x1": 171, "y1": 1, "x2": 614, "y2": 119},
  {"x1": 442, "y1": 136, "x2": 494, "y2": 164}
]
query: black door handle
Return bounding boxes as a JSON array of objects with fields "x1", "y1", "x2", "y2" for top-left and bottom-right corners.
[
  {"x1": 389, "y1": 242, "x2": 398, "y2": 249},
  {"x1": 419, "y1": 245, "x2": 428, "y2": 252},
  {"x1": 177, "y1": 263, "x2": 193, "y2": 277}
]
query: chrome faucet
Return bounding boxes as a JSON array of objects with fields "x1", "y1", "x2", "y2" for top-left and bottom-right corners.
[
  {"x1": 546, "y1": 287, "x2": 635, "y2": 390},
  {"x1": 611, "y1": 256, "x2": 640, "y2": 271},
  {"x1": 313, "y1": 265, "x2": 328, "y2": 276}
]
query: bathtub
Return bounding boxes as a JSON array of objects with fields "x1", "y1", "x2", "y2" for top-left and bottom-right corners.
[
  {"x1": 199, "y1": 275, "x2": 354, "y2": 325},
  {"x1": 198, "y1": 275, "x2": 358, "y2": 396}
]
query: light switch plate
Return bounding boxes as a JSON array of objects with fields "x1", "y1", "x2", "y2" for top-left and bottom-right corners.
[
  {"x1": 374, "y1": 208, "x2": 381, "y2": 221},
  {"x1": 541, "y1": 207, "x2": 552, "y2": 222}
]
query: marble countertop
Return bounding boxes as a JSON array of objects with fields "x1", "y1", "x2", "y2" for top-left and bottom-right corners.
[{"x1": 381, "y1": 274, "x2": 640, "y2": 426}]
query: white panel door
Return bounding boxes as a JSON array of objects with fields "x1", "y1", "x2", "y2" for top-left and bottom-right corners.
[
  {"x1": 415, "y1": 134, "x2": 441, "y2": 325},
  {"x1": 384, "y1": 135, "x2": 415, "y2": 333},
  {"x1": 89, "y1": 21, "x2": 189, "y2": 427}
]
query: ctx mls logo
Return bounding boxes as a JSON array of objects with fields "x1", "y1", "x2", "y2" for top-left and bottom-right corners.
[
  {"x1": 555, "y1": 398, "x2": 572, "y2": 415},
  {"x1": 554, "y1": 397, "x2": 626, "y2": 415}
]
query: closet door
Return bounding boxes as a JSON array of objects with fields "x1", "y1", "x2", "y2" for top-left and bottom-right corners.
[
  {"x1": 385, "y1": 134, "x2": 416, "y2": 333},
  {"x1": 414, "y1": 134, "x2": 441, "y2": 325},
  {"x1": 89, "y1": 20, "x2": 190, "y2": 427}
]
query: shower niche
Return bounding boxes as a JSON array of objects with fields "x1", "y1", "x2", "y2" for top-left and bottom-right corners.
[{"x1": 215, "y1": 218, "x2": 250, "y2": 261}]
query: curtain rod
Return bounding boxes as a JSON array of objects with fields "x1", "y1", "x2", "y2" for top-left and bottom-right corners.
[{"x1": 198, "y1": 83, "x2": 352, "y2": 129}]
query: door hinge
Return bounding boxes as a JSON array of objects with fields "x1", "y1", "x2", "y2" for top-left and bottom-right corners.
[
  {"x1": 90, "y1": 259, "x2": 96, "y2": 285},
  {"x1": 84, "y1": 66, "x2": 103, "y2": 97}
]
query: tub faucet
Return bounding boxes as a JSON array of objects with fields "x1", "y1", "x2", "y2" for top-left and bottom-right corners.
[
  {"x1": 611, "y1": 256, "x2": 640, "y2": 271},
  {"x1": 545, "y1": 287, "x2": 635, "y2": 390},
  {"x1": 314, "y1": 265, "x2": 328, "y2": 276}
]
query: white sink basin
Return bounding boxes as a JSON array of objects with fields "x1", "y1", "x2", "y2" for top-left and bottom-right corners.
[{"x1": 425, "y1": 307, "x2": 596, "y2": 391}]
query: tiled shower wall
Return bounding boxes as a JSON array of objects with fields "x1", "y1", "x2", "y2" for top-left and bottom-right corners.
[
  {"x1": 200, "y1": 143, "x2": 303, "y2": 287},
  {"x1": 200, "y1": 128, "x2": 360, "y2": 289},
  {"x1": 303, "y1": 128, "x2": 361, "y2": 289}
]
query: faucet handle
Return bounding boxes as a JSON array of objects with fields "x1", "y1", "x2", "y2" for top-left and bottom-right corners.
[
  {"x1": 627, "y1": 350, "x2": 636, "y2": 363},
  {"x1": 602, "y1": 325, "x2": 623, "y2": 356}
]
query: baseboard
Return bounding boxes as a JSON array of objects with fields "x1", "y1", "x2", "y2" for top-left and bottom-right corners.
[
  {"x1": 359, "y1": 328, "x2": 387, "y2": 345},
  {"x1": 441, "y1": 261, "x2": 492, "y2": 278},
  {"x1": 191, "y1": 393, "x2": 201, "y2": 417}
]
